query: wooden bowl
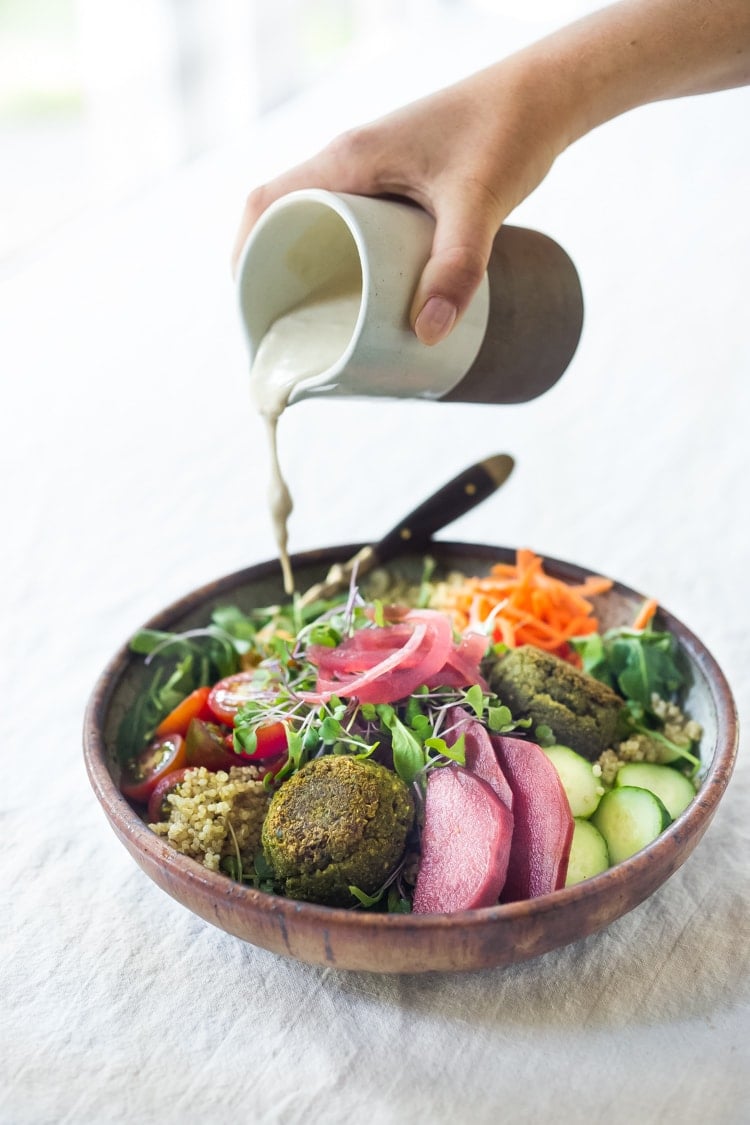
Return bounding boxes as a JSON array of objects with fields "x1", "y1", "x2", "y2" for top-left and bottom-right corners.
[{"x1": 83, "y1": 544, "x2": 738, "y2": 973}]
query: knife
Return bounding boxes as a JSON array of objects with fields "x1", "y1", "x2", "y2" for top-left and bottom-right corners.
[{"x1": 298, "y1": 452, "x2": 514, "y2": 607}]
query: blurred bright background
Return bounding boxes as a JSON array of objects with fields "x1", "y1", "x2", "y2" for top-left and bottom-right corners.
[
  {"x1": 2, "y1": 0, "x2": 747, "y2": 649},
  {"x1": 1, "y1": 0, "x2": 599, "y2": 273}
]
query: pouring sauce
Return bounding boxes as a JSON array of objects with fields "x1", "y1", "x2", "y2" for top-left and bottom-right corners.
[{"x1": 250, "y1": 282, "x2": 361, "y2": 593}]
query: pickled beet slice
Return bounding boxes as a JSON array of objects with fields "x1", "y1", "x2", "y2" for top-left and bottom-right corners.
[
  {"x1": 413, "y1": 765, "x2": 514, "y2": 913},
  {"x1": 443, "y1": 706, "x2": 514, "y2": 811},
  {"x1": 491, "y1": 735, "x2": 574, "y2": 901}
]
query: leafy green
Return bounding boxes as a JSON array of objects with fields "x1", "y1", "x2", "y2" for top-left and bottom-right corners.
[
  {"x1": 416, "y1": 555, "x2": 438, "y2": 609},
  {"x1": 617, "y1": 700, "x2": 700, "y2": 771},
  {"x1": 347, "y1": 866, "x2": 412, "y2": 912},
  {"x1": 374, "y1": 703, "x2": 469, "y2": 783},
  {"x1": 463, "y1": 684, "x2": 484, "y2": 718},
  {"x1": 572, "y1": 624, "x2": 699, "y2": 772},
  {"x1": 116, "y1": 628, "x2": 241, "y2": 762},
  {"x1": 210, "y1": 606, "x2": 259, "y2": 653},
  {"x1": 221, "y1": 849, "x2": 279, "y2": 892},
  {"x1": 348, "y1": 884, "x2": 384, "y2": 908},
  {"x1": 487, "y1": 704, "x2": 524, "y2": 733},
  {"x1": 348, "y1": 881, "x2": 412, "y2": 913},
  {"x1": 387, "y1": 888, "x2": 412, "y2": 914},
  {"x1": 306, "y1": 620, "x2": 342, "y2": 648},
  {"x1": 457, "y1": 686, "x2": 530, "y2": 735},
  {"x1": 425, "y1": 733, "x2": 466, "y2": 766},
  {"x1": 266, "y1": 729, "x2": 307, "y2": 786},
  {"x1": 376, "y1": 705, "x2": 425, "y2": 785},
  {"x1": 572, "y1": 625, "x2": 685, "y2": 709},
  {"x1": 533, "y1": 723, "x2": 556, "y2": 747}
]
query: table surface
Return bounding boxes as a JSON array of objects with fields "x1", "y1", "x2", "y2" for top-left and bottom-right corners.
[{"x1": 2, "y1": 8, "x2": 749, "y2": 1124}]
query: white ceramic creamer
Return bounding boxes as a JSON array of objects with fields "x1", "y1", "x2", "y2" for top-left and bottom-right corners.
[{"x1": 237, "y1": 189, "x2": 584, "y2": 591}]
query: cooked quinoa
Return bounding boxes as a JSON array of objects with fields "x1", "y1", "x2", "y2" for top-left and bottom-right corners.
[
  {"x1": 151, "y1": 766, "x2": 270, "y2": 872},
  {"x1": 595, "y1": 693, "x2": 702, "y2": 786}
]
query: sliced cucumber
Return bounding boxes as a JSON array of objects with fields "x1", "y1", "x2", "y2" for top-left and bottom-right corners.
[
  {"x1": 615, "y1": 762, "x2": 696, "y2": 820},
  {"x1": 591, "y1": 787, "x2": 672, "y2": 864},
  {"x1": 565, "y1": 818, "x2": 610, "y2": 886},
  {"x1": 543, "y1": 744, "x2": 603, "y2": 818}
]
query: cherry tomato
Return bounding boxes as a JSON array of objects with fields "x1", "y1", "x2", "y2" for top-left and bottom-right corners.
[
  {"x1": 120, "y1": 733, "x2": 187, "y2": 803},
  {"x1": 155, "y1": 686, "x2": 213, "y2": 737},
  {"x1": 185, "y1": 718, "x2": 238, "y2": 771},
  {"x1": 256, "y1": 752, "x2": 289, "y2": 781},
  {"x1": 146, "y1": 767, "x2": 191, "y2": 823},
  {"x1": 207, "y1": 671, "x2": 268, "y2": 725},
  {"x1": 227, "y1": 720, "x2": 288, "y2": 762}
]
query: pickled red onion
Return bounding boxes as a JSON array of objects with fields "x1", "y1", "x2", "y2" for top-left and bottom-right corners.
[{"x1": 303, "y1": 608, "x2": 487, "y2": 705}]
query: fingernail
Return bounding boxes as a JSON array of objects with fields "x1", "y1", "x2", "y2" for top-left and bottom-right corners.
[{"x1": 414, "y1": 296, "x2": 457, "y2": 346}]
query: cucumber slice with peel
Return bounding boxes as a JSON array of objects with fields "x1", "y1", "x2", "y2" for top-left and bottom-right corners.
[
  {"x1": 591, "y1": 787, "x2": 672, "y2": 864},
  {"x1": 615, "y1": 762, "x2": 696, "y2": 820},
  {"x1": 565, "y1": 818, "x2": 610, "y2": 886},
  {"x1": 543, "y1": 744, "x2": 603, "y2": 818}
]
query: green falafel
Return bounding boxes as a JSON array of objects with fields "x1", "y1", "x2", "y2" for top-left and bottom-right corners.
[
  {"x1": 488, "y1": 645, "x2": 624, "y2": 760},
  {"x1": 262, "y1": 756, "x2": 414, "y2": 906}
]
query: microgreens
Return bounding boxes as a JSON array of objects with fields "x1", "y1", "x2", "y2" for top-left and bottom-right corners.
[
  {"x1": 458, "y1": 684, "x2": 530, "y2": 735},
  {"x1": 348, "y1": 856, "x2": 412, "y2": 913},
  {"x1": 533, "y1": 723, "x2": 556, "y2": 748}
]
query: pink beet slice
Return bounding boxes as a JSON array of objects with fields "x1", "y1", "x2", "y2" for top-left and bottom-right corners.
[
  {"x1": 443, "y1": 706, "x2": 514, "y2": 811},
  {"x1": 491, "y1": 735, "x2": 574, "y2": 901},
  {"x1": 413, "y1": 765, "x2": 514, "y2": 913}
]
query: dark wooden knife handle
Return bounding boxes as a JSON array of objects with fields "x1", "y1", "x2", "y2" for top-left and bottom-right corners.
[{"x1": 372, "y1": 453, "x2": 514, "y2": 563}]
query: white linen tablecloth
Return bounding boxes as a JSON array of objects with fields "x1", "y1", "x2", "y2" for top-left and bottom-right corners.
[{"x1": 2, "y1": 9, "x2": 749, "y2": 1123}]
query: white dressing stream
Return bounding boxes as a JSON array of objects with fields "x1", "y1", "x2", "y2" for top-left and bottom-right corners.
[{"x1": 250, "y1": 283, "x2": 361, "y2": 593}]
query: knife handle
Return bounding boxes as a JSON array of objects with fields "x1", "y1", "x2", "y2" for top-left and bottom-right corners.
[{"x1": 372, "y1": 453, "x2": 514, "y2": 564}]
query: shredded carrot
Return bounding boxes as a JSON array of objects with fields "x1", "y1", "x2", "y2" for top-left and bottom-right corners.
[
  {"x1": 632, "y1": 596, "x2": 658, "y2": 631},
  {"x1": 436, "y1": 548, "x2": 614, "y2": 664}
]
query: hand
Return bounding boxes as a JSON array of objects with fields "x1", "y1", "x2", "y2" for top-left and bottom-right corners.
[
  {"x1": 232, "y1": 0, "x2": 750, "y2": 346},
  {"x1": 232, "y1": 59, "x2": 567, "y2": 346}
]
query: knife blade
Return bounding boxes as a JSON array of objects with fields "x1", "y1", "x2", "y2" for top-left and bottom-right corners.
[{"x1": 298, "y1": 453, "x2": 514, "y2": 607}]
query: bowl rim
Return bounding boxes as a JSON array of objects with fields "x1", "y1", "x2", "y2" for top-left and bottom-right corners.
[{"x1": 83, "y1": 541, "x2": 740, "y2": 937}]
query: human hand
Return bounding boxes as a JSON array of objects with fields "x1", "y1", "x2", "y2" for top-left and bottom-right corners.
[{"x1": 231, "y1": 59, "x2": 569, "y2": 346}]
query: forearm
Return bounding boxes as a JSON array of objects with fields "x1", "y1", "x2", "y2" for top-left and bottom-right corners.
[
  {"x1": 233, "y1": 0, "x2": 750, "y2": 340},
  {"x1": 505, "y1": 0, "x2": 750, "y2": 152}
]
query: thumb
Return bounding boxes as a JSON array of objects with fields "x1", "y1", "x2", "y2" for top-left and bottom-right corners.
[{"x1": 410, "y1": 193, "x2": 503, "y2": 346}]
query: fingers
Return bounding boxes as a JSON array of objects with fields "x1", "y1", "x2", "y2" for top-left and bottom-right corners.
[
  {"x1": 231, "y1": 127, "x2": 389, "y2": 274},
  {"x1": 231, "y1": 167, "x2": 328, "y2": 275},
  {"x1": 410, "y1": 182, "x2": 507, "y2": 346},
  {"x1": 232, "y1": 117, "x2": 511, "y2": 355}
]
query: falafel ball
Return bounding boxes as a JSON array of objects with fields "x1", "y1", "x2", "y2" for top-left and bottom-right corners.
[
  {"x1": 487, "y1": 645, "x2": 623, "y2": 760},
  {"x1": 262, "y1": 755, "x2": 414, "y2": 906}
]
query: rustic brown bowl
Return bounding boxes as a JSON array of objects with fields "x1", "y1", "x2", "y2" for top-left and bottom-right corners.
[{"x1": 83, "y1": 543, "x2": 738, "y2": 973}]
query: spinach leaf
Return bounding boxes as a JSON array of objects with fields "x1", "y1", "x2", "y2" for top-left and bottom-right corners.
[{"x1": 573, "y1": 626, "x2": 684, "y2": 709}]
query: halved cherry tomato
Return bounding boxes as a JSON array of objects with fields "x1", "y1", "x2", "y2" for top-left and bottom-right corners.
[
  {"x1": 120, "y1": 733, "x2": 187, "y2": 803},
  {"x1": 255, "y1": 752, "x2": 289, "y2": 781},
  {"x1": 146, "y1": 767, "x2": 192, "y2": 824},
  {"x1": 207, "y1": 671, "x2": 267, "y2": 725},
  {"x1": 185, "y1": 718, "x2": 238, "y2": 771},
  {"x1": 155, "y1": 686, "x2": 213, "y2": 737},
  {"x1": 227, "y1": 720, "x2": 288, "y2": 762}
]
